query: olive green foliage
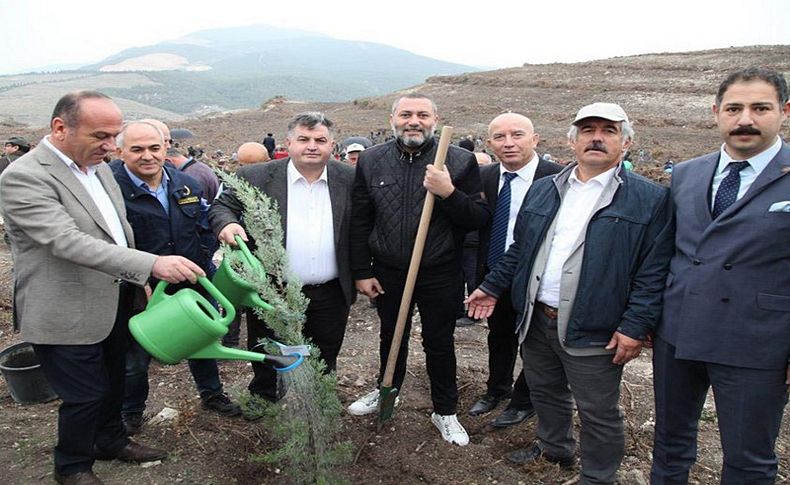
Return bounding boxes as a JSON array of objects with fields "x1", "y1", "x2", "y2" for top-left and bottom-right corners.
[{"x1": 215, "y1": 170, "x2": 351, "y2": 484}]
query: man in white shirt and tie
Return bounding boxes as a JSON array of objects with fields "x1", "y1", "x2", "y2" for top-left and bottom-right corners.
[
  {"x1": 467, "y1": 113, "x2": 562, "y2": 427},
  {"x1": 209, "y1": 112, "x2": 356, "y2": 404}
]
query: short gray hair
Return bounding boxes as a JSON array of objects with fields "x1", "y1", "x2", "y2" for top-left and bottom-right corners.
[
  {"x1": 391, "y1": 93, "x2": 438, "y2": 115},
  {"x1": 116, "y1": 121, "x2": 165, "y2": 149},
  {"x1": 286, "y1": 112, "x2": 335, "y2": 139},
  {"x1": 567, "y1": 120, "x2": 635, "y2": 144}
]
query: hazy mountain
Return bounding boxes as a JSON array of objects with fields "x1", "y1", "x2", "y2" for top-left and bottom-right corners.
[{"x1": 0, "y1": 25, "x2": 478, "y2": 127}]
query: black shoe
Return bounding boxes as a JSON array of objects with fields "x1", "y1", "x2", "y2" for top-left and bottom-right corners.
[
  {"x1": 468, "y1": 394, "x2": 505, "y2": 416},
  {"x1": 95, "y1": 440, "x2": 167, "y2": 463},
  {"x1": 54, "y1": 470, "x2": 103, "y2": 485},
  {"x1": 122, "y1": 413, "x2": 143, "y2": 436},
  {"x1": 201, "y1": 392, "x2": 242, "y2": 417},
  {"x1": 491, "y1": 407, "x2": 536, "y2": 428},
  {"x1": 506, "y1": 441, "x2": 575, "y2": 468}
]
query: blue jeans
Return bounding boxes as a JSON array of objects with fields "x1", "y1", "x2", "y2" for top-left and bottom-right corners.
[{"x1": 122, "y1": 339, "x2": 223, "y2": 416}]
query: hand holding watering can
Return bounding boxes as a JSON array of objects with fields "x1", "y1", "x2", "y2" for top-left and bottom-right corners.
[{"x1": 129, "y1": 270, "x2": 301, "y2": 372}]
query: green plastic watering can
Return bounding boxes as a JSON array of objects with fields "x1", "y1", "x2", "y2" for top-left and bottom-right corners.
[
  {"x1": 129, "y1": 276, "x2": 301, "y2": 371},
  {"x1": 212, "y1": 236, "x2": 274, "y2": 311}
]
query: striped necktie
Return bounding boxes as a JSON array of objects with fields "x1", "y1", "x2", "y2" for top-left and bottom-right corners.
[
  {"x1": 487, "y1": 171, "x2": 517, "y2": 268},
  {"x1": 712, "y1": 160, "x2": 750, "y2": 219}
]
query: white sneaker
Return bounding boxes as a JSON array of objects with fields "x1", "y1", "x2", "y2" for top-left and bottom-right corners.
[
  {"x1": 347, "y1": 389, "x2": 400, "y2": 416},
  {"x1": 431, "y1": 412, "x2": 469, "y2": 446}
]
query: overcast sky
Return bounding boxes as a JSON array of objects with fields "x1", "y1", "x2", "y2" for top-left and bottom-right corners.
[{"x1": 2, "y1": 0, "x2": 788, "y2": 75}]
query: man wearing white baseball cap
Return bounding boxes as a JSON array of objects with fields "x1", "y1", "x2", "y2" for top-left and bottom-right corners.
[
  {"x1": 344, "y1": 143, "x2": 365, "y2": 166},
  {"x1": 467, "y1": 102, "x2": 673, "y2": 483}
]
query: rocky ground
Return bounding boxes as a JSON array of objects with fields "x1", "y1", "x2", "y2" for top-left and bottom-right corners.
[{"x1": 0, "y1": 235, "x2": 788, "y2": 484}]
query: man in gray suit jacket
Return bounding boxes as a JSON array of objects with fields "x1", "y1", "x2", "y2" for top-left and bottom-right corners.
[
  {"x1": 209, "y1": 112, "x2": 355, "y2": 404},
  {"x1": 0, "y1": 91, "x2": 203, "y2": 485},
  {"x1": 652, "y1": 67, "x2": 790, "y2": 483}
]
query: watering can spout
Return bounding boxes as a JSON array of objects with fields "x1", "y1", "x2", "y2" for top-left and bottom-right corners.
[{"x1": 265, "y1": 353, "x2": 303, "y2": 372}]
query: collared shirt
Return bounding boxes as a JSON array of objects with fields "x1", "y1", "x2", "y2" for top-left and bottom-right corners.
[
  {"x1": 710, "y1": 136, "x2": 781, "y2": 209},
  {"x1": 499, "y1": 153, "x2": 540, "y2": 251},
  {"x1": 123, "y1": 164, "x2": 170, "y2": 213},
  {"x1": 285, "y1": 161, "x2": 337, "y2": 285},
  {"x1": 42, "y1": 136, "x2": 128, "y2": 247},
  {"x1": 537, "y1": 165, "x2": 617, "y2": 307}
]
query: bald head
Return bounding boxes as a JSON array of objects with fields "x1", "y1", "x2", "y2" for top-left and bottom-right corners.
[
  {"x1": 486, "y1": 112, "x2": 539, "y2": 171},
  {"x1": 237, "y1": 142, "x2": 270, "y2": 165}
]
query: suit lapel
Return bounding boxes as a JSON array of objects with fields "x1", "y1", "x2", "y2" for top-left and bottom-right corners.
[
  {"x1": 96, "y1": 164, "x2": 135, "y2": 245},
  {"x1": 483, "y1": 163, "x2": 501, "y2": 209},
  {"x1": 327, "y1": 162, "x2": 347, "y2": 245},
  {"x1": 40, "y1": 145, "x2": 116, "y2": 240},
  {"x1": 692, "y1": 153, "x2": 720, "y2": 227},
  {"x1": 267, "y1": 160, "x2": 289, "y2": 242}
]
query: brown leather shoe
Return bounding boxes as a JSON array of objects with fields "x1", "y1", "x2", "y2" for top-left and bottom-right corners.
[
  {"x1": 54, "y1": 469, "x2": 104, "y2": 484},
  {"x1": 95, "y1": 439, "x2": 167, "y2": 462}
]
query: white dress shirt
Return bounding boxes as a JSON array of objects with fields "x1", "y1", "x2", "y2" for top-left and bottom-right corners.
[
  {"x1": 285, "y1": 161, "x2": 338, "y2": 285},
  {"x1": 42, "y1": 136, "x2": 128, "y2": 247},
  {"x1": 537, "y1": 165, "x2": 617, "y2": 307},
  {"x1": 710, "y1": 136, "x2": 781, "y2": 209},
  {"x1": 499, "y1": 153, "x2": 540, "y2": 251}
]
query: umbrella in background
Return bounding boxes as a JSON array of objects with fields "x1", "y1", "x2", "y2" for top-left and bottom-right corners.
[{"x1": 170, "y1": 128, "x2": 195, "y2": 140}]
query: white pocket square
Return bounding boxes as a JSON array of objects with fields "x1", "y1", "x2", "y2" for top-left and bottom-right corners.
[{"x1": 768, "y1": 201, "x2": 790, "y2": 212}]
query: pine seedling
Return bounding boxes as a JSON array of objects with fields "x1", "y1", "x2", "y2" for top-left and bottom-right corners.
[{"x1": 215, "y1": 170, "x2": 351, "y2": 484}]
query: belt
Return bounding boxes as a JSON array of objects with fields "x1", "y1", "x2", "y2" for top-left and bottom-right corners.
[
  {"x1": 302, "y1": 278, "x2": 338, "y2": 290},
  {"x1": 536, "y1": 301, "x2": 558, "y2": 320}
]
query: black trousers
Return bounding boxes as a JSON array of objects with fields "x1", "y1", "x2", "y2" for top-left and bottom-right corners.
[
  {"x1": 486, "y1": 290, "x2": 533, "y2": 410},
  {"x1": 374, "y1": 264, "x2": 463, "y2": 415},
  {"x1": 33, "y1": 284, "x2": 134, "y2": 476},
  {"x1": 247, "y1": 279, "x2": 350, "y2": 401}
]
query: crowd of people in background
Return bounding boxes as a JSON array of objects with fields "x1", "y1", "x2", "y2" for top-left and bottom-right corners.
[{"x1": 0, "y1": 66, "x2": 788, "y2": 485}]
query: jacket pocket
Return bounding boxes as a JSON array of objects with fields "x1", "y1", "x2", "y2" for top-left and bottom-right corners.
[
  {"x1": 757, "y1": 292, "x2": 790, "y2": 312},
  {"x1": 665, "y1": 272, "x2": 674, "y2": 288}
]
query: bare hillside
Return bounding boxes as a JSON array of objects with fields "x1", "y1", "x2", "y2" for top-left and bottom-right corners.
[{"x1": 3, "y1": 45, "x2": 789, "y2": 164}]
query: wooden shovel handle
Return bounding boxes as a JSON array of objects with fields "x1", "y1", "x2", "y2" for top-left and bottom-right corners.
[{"x1": 381, "y1": 126, "x2": 453, "y2": 387}]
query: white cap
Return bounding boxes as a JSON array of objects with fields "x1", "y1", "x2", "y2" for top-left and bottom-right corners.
[
  {"x1": 572, "y1": 102, "x2": 629, "y2": 125},
  {"x1": 346, "y1": 143, "x2": 366, "y2": 153}
]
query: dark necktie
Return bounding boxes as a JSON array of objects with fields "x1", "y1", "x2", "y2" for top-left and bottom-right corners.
[
  {"x1": 711, "y1": 160, "x2": 750, "y2": 219},
  {"x1": 487, "y1": 172, "x2": 517, "y2": 267}
]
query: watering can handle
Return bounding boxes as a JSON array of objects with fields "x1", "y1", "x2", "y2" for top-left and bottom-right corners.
[
  {"x1": 197, "y1": 276, "x2": 236, "y2": 326},
  {"x1": 148, "y1": 280, "x2": 171, "y2": 308},
  {"x1": 234, "y1": 235, "x2": 257, "y2": 263}
]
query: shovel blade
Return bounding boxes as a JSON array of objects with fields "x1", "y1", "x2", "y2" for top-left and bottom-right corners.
[{"x1": 376, "y1": 386, "x2": 399, "y2": 430}]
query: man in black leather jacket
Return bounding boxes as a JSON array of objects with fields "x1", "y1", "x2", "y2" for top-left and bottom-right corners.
[{"x1": 347, "y1": 94, "x2": 490, "y2": 446}]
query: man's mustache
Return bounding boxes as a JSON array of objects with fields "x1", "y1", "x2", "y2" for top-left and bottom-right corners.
[
  {"x1": 730, "y1": 126, "x2": 761, "y2": 136},
  {"x1": 584, "y1": 141, "x2": 608, "y2": 153}
]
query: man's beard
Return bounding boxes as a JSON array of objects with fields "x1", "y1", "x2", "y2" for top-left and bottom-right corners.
[{"x1": 393, "y1": 123, "x2": 434, "y2": 148}]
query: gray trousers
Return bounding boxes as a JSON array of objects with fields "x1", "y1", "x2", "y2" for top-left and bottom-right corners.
[{"x1": 522, "y1": 310, "x2": 624, "y2": 485}]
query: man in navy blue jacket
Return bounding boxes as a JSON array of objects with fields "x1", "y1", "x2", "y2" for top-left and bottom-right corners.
[
  {"x1": 467, "y1": 103, "x2": 673, "y2": 483},
  {"x1": 112, "y1": 121, "x2": 240, "y2": 435}
]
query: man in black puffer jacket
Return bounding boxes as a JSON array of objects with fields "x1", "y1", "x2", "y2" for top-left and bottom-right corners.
[{"x1": 347, "y1": 94, "x2": 490, "y2": 446}]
